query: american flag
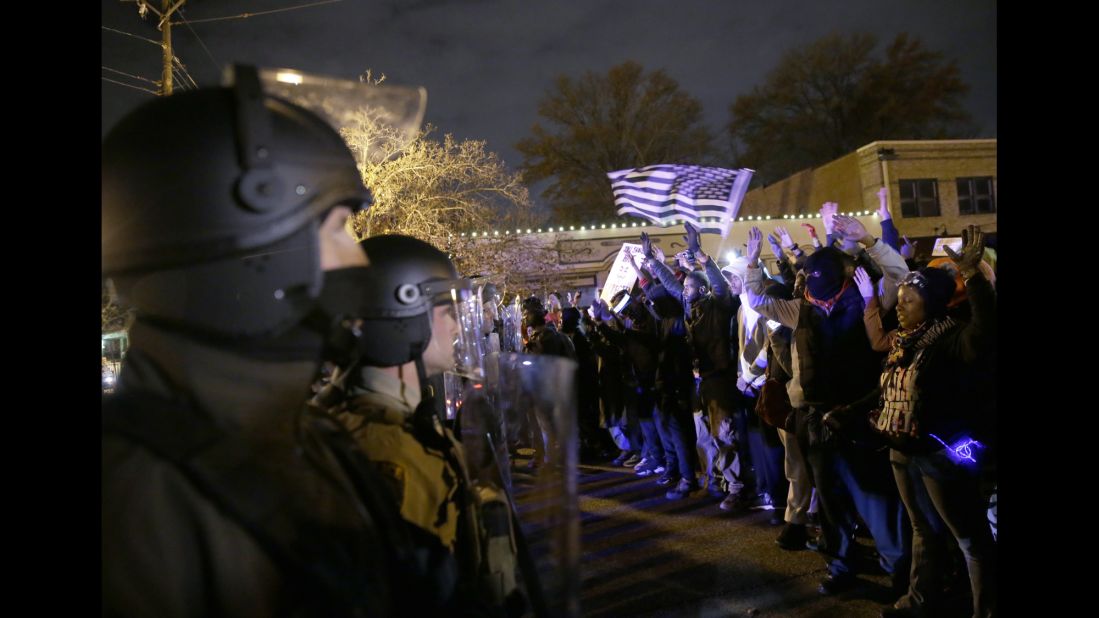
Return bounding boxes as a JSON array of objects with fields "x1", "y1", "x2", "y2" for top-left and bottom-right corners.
[{"x1": 607, "y1": 164, "x2": 754, "y2": 237}]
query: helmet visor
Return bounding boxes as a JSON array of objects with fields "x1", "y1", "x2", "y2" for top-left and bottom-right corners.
[
  {"x1": 246, "y1": 66, "x2": 427, "y2": 164},
  {"x1": 428, "y1": 278, "x2": 484, "y2": 380}
]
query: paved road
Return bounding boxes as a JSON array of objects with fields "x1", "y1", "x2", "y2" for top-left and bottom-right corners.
[{"x1": 515, "y1": 459, "x2": 899, "y2": 618}]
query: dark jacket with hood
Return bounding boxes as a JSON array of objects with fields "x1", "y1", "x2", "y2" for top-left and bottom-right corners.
[
  {"x1": 640, "y1": 280, "x2": 695, "y2": 395},
  {"x1": 649, "y1": 258, "x2": 740, "y2": 379},
  {"x1": 745, "y1": 247, "x2": 883, "y2": 411}
]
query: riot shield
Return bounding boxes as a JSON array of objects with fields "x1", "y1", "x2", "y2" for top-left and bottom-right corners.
[
  {"x1": 242, "y1": 66, "x2": 428, "y2": 164},
  {"x1": 459, "y1": 352, "x2": 580, "y2": 618},
  {"x1": 501, "y1": 299, "x2": 523, "y2": 353}
]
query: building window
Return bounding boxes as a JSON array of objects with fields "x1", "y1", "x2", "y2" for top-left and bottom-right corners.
[
  {"x1": 898, "y1": 179, "x2": 941, "y2": 218},
  {"x1": 957, "y1": 177, "x2": 996, "y2": 215}
]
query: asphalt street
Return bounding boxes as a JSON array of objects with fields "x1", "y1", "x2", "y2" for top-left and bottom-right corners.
[{"x1": 514, "y1": 458, "x2": 899, "y2": 618}]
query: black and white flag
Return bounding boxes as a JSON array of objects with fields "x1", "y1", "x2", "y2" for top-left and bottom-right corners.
[{"x1": 608, "y1": 164, "x2": 753, "y2": 237}]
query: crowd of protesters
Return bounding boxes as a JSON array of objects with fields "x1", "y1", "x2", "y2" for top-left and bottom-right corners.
[{"x1": 482, "y1": 192, "x2": 997, "y2": 618}]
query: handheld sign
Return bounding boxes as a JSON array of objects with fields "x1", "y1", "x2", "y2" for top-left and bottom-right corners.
[
  {"x1": 599, "y1": 243, "x2": 644, "y2": 305},
  {"x1": 932, "y1": 237, "x2": 964, "y2": 257}
]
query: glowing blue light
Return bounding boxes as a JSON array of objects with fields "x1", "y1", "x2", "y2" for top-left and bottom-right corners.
[{"x1": 929, "y1": 433, "x2": 984, "y2": 464}]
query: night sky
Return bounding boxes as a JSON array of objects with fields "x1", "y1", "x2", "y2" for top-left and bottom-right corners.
[{"x1": 102, "y1": 0, "x2": 996, "y2": 214}]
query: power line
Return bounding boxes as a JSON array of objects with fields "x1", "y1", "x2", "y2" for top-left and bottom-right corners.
[
  {"x1": 170, "y1": 65, "x2": 191, "y2": 91},
  {"x1": 178, "y1": 0, "x2": 344, "y2": 25},
  {"x1": 172, "y1": 55, "x2": 200, "y2": 89},
  {"x1": 178, "y1": 8, "x2": 222, "y2": 72},
  {"x1": 102, "y1": 77, "x2": 160, "y2": 96},
  {"x1": 102, "y1": 66, "x2": 159, "y2": 86},
  {"x1": 102, "y1": 25, "x2": 162, "y2": 47}
]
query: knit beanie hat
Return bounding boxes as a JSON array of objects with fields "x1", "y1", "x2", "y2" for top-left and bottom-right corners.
[{"x1": 900, "y1": 267, "x2": 957, "y2": 320}]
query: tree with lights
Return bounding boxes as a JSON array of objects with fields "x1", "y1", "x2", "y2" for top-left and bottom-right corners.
[
  {"x1": 516, "y1": 61, "x2": 717, "y2": 225},
  {"x1": 728, "y1": 33, "x2": 975, "y2": 184},
  {"x1": 342, "y1": 111, "x2": 570, "y2": 292}
]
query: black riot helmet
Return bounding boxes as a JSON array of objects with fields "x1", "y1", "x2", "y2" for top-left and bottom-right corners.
[
  {"x1": 102, "y1": 66, "x2": 372, "y2": 340},
  {"x1": 353, "y1": 235, "x2": 474, "y2": 369}
]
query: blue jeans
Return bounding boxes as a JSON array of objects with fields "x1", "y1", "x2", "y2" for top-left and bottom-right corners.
[
  {"x1": 797, "y1": 408, "x2": 910, "y2": 579},
  {"x1": 891, "y1": 448, "x2": 996, "y2": 617},
  {"x1": 654, "y1": 397, "x2": 699, "y2": 483}
]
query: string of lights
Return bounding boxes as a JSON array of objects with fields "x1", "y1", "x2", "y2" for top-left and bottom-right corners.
[
  {"x1": 449, "y1": 212, "x2": 876, "y2": 236},
  {"x1": 175, "y1": 0, "x2": 345, "y2": 25}
]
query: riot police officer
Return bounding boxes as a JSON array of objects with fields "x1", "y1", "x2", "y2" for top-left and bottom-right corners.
[
  {"x1": 323, "y1": 234, "x2": 527, "y2": 615},
  {"x1": 103, "y1": 67, "x2": 434, "y2": 616}
]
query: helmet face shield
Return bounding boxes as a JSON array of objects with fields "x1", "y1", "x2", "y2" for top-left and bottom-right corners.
[
  {"x1": 426, "y1": 277, "x2": 484, "y2": 380},
  {"x1": 245, "y1": 66, "x2": 427, "y2": 164}
]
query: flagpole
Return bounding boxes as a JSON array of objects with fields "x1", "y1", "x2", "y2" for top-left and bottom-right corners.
[{"x1": 716, "y1": 168, "x2": 754, "y2": 259}]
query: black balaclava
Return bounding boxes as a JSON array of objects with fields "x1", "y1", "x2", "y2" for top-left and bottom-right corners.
[{"x1": 802, "y1": 247, "x2": 848, "y2": 300}]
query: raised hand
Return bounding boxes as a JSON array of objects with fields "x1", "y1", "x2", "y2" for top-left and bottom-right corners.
[
  {"x1": 943, "y1": 224, "x2": 986, "y2": 278},
  {"x1": 832, "y1": 214, "x2": 869, "y2": 243},
  {"x1": 853, "y1": 266, "x2": 874, "y2": 302},
  {"x1": 876, "y1": 187, "x2": 891, "y2": 221},
  {"x1": 820, "y1": 202, "x2": 839, "y2": 234},
  {"x1": 746, "y1": 226, "x2": 763, "y2": 264},
  {"x1": 766, "y1": 233, "x2": 785, "y2": 259},
  {"x1": 640, "y1": 232, "x2": 654, "y2": 259},
  {"x1": 652, "y1": 244, "x2": 666, "y2": 264},
  {"x1": 900, "y1": 235, "x2": 916, "y2": 260},
  {"x1": 773, "y1": 226, "x2": 794, "y2": 249},
  {"x1": 683, "y1": 221, "x2": 702, "y2": 255}
]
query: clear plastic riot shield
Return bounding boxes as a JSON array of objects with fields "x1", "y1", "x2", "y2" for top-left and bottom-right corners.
[
  {"x1": 501, "y1": 299, "x2": 523, "y2": 353},
  {"x1": 243, "y1": 66, "x2": 428, "y2": 164},
  {"x1": 460, "y1": 352, "x2": 579, "y2": 618}
]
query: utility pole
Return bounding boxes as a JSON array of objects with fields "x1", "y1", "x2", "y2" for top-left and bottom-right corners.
[{"x1": 155, "y1": 0, "x2": 187, "y2": 95}]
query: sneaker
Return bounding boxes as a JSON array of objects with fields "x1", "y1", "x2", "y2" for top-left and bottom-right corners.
[
  {"x1": 610, "y1": 450, "x2": 631, "y2": 466},
  {"x1": 631, "y1": 456, "x2": 650, "y2": 469},
  {"x1": 665, "y1": 478, "x2": 700, "y2": 500},
  {"x1": 749, "y1": 493, "x2": 773, "y2": 509},
  {"x1": 655, "y1": 473, "x2": 676, "y2": 486},
  {"x1": 635, "y1": 460, "x2": 663, "y2": 476},
  {"x1": 719, "y1": 492, "x2": 749, "y2": 513},
  {"x1": 806, "y1": 535, "x2": 836, "y2": 557},
  {"x1": 775, "y1": 523, "x2": 808, "y2": 551},
  {"x1": 622, "y1": 453, "x2": 642, "y2": 467}
]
